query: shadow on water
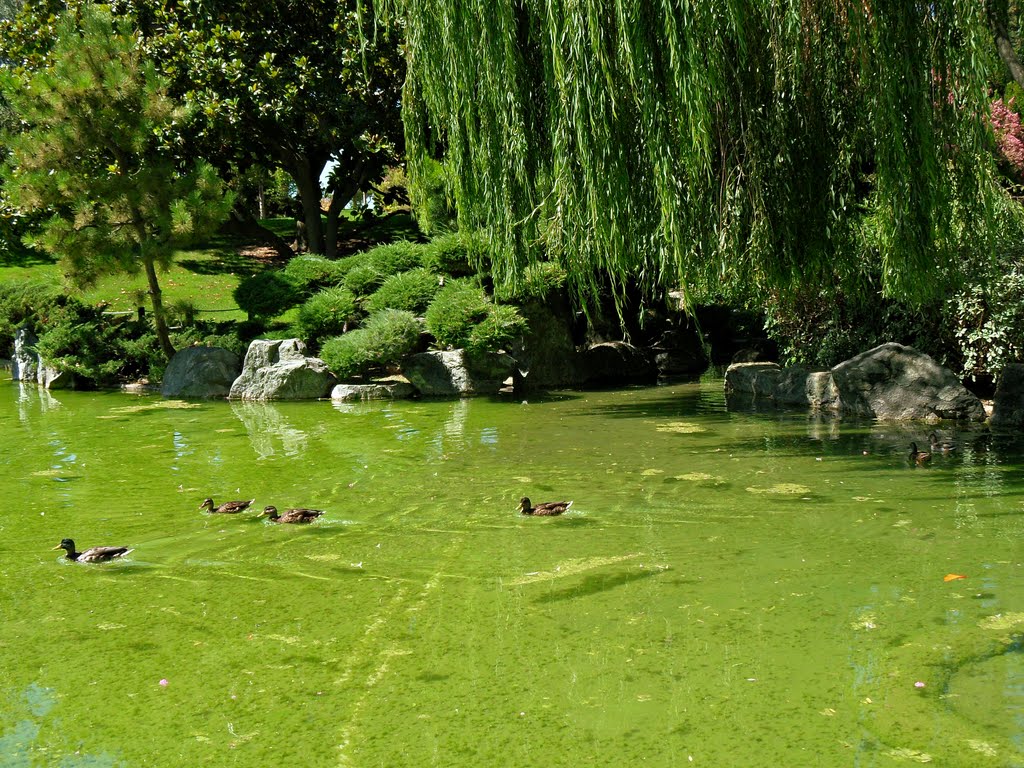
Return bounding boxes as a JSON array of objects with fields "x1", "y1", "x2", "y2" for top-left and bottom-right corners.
[{"x1": 532, "y1": 566, "x2": 668, "y2": 604}]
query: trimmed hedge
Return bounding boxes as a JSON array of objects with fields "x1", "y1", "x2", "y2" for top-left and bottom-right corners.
[
  {"x1": 320, "y1": 309, "x2": 421, "y2": 378},
  {"x1": 295, "y1": 287, "x2": 359, "y2": 348},
  {"x1": 365, "y1": 268, "x2": 441, "y2": 315}
]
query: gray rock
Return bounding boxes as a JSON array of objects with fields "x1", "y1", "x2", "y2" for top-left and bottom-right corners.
[
  {"x1": 652, "y1": 327, "x2": 709, "y2": 377},
  {"x1": 39, "y1": 366, "x2": 74, "y2": 390},
  {"x1": 331, "y1": 381, "x2": 416, "y2": 402},
  {"x1": 161, "y1": 346, "x2": 241, "y2": 399},
  {"x1": 991, "y1": 363, "x2": 1024, "y2": 428},
  {"x1": 829, "y1": 343, "x2": 984, "y2": 421},
  {"x1": 580, "y1": 341, "x2": 658, "y2": 386},
  {"x1": 511, "y1": 299, "x2": 584, "y2": 389},
  {"x1": 11, "y1": 327, "x2": 38, "y2": 382},
  {"x1": 726, "y1": 343, "x2": 983, "y2": 421},
  {"x1": 229, "y1": 339, "x2": 337, "y2": 400},
  {"x1": 402, "y1": 349, "x2": 516, "y2": 396}
]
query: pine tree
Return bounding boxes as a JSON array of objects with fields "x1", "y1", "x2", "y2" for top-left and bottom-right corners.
[{"x1": 0, "y1": 6, "x2": 234, "y2": 360}]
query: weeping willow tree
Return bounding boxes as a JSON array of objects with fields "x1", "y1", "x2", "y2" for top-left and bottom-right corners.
[{"x1": 379, "y1": 0, "x2": 1011, "y2": 315}]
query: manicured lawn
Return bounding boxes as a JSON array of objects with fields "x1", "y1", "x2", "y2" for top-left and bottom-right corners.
[{"x1": 0, "y1": 211, "x2": 421, "y2": 322}]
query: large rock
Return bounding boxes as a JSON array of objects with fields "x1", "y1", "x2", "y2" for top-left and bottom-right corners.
[
  {"x1": 726, "y1": 343, "x2": 984, "y2": 421},
  {"x1": 229, "y1": 339, "x2": 336, "y2": 400},
  {"x1": 402, "y1": 349, "x2": 516, "y2": 396},
  {"x1": 725, "y1": 363, "x2": 836, "y2": 408},
  {"x1": 511, "y1": 299, "x2": 584, "y2": 389},
  {"x1": 161, "y1": 346, "x2": 241, "y2": 399},
  {"x1": 990, "y1": 363, "x2": 1024, "y2": 428},
  {"x1": 829, "y1": 343, "x2": 984, "y2": 421},
  {"x1": 580, "y1": 341, "x2": 658, "y2": 386},
  {"x1": 11, "y1": 326, "x2": 75, "y2": 389},
  {"x1": 11, "y1": 327, "x2": 38, "y2": 382},
  {"x1": 331, "y1": 381, "x2": 417, "y2": 402}
]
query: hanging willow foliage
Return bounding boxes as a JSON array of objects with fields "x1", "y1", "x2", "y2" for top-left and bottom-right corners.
[{"x1": 378, "y1": 0, "x2": 1006, "y2": 311}]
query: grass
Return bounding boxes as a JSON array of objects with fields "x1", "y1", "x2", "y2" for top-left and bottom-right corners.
[{"x1": 0, "y1": 211, "x2": 422, "y2": 324}]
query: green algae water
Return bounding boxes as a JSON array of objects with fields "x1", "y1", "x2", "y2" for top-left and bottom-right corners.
[{"x1": 1, "y1": 374, "x2": 1022, "y2": 767}]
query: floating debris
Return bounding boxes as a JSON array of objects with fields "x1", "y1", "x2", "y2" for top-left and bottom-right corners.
[
  {"x1": 654, "y1": 421, "x2": 707, "y2": 434},
  {"x1": 745, "y1": 483, "x2": 812, "y2": 495}
]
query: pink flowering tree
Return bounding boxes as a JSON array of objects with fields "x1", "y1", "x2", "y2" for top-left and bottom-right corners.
[{"x1": 990, "y1": 99, "x2": 1024, "y2": 177}]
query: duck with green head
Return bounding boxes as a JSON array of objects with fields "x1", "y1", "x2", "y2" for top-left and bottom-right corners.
[{"x1": 52, "y1": 538, "x2": 132, "y2": 563}]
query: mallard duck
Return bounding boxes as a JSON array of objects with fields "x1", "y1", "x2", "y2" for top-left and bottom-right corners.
[
  {"x1": 909, "y1": 442, "x2": 931, "y2": 465},
  {"x1": 52, "y1": 538, "x2": 132, "y2": 563},
  {"x1": 928, "y1": 431, "x2": 958, "y2": 453},
  {"x1": 518, "y1": 497, "x2": 573, "y2": 516},
  {"x1": 198, "y1": 497, "x2": 255, "y2": 514},
  {"x1": 260, "y1": 506, "x2": 324, "y2": 524}
]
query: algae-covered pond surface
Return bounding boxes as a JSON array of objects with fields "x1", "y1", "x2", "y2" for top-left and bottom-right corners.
[{"x1": 1, "y1": 376, "x2": 1022, "y2": 767}]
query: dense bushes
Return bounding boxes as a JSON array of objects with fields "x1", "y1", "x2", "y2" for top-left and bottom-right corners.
[
  {"x1": 0, "y1": 278, "x2": 63, "y2": 352},
  {"x1": 365, "y1": 268, "x2": 440, "y2": 314},
  {"x1": 319, "y1": 309, "x2": 421, "y2": 378},
  {"x1": 424, "y1": 281, "x2": 526, "y2": 352},
  {"x1": 295, "y1": 287, "x2": 359, "y2": 348},
  {"x1": 282, "y1": 255, "x2": 346, "y2": 296},
  {"x1": 422, "y1": 232, "x2": 484, "y2": 277},
  {"x1": 234, "y1": 271, "x2": 301, "y2": 319}
]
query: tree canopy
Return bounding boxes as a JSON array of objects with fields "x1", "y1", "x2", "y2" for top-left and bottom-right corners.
[
  {"x1": 0, "y1": 5, "x2": 233, "y2": 359},
  {"x1": 382, "y1": 0, "x2": 1015, "y2": 313}
]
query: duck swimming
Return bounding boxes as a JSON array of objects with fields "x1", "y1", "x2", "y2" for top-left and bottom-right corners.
[
  {"x1": 518, "y1": 497, "x2": 573, "y2": 516},
  {"x1": 198, "y1": 497, "x2": 255, "y2": 514},
  {"x1": 260, "y1": 506, "x2": 324, "y2": 524},
  {"x1": 928, "y1": 431, "x2": 958, "y2": 453},
  {"x1": 52, "y1": 538, "x2": 132, "y2": 563},
  {"x1": 909, "y1": 442, "x2": 932, "y2": 465}
]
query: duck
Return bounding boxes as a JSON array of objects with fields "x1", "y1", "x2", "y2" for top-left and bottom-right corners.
[
  {"x1": 928, "y1": 431, "x2": 958, "y2": 453},
  {"x1": 909, "y1": 442, "x2": 931, "y2": 465},
  {"x1": 52, "y1": 538, "x2": 133, "y2": 563},
  {"x1": 260, "y1": 506, "x2": 324, "y2": 524},
  {"x1": 198, "y1": 497, "x2": 255, "y2": 514},
  {"x1": 518, "y1": 497, "x2": 573, "y2": 516}
]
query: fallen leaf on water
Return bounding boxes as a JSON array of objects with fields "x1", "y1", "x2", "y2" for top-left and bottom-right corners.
[{"x1": 943, "y1": 573, "x2": 967, "y2": 582}]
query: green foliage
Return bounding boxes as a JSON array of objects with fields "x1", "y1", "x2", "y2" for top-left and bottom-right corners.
[
  {"x1": 384, "y1": 0, "x2": 1002, "y2": 311},
  {"x1": 423, "y1": 280, "x2": 527, "y2": 352},
  {"x1": 319, "y1": 308, "x2": 421, "y2": 378},
  {"x1": 283, "y1": 255, "x2": 346, "y2": 296},
  {"x1": 365, "y1": 268, "x2": 440, "y2": 314},
  {"x1": 0, "y1": 6, "x2": 234, "y2": 358},
  {"x1": 465, "y1": 303, "x2": 527, "y2": 353},
  {"x1": 424, "y1": 281, "x2": 490, "y2": 348},
  {"x1": 949, "y1": 255, "x2": 1024, "y2": 382},
  {"x1": 493, "y1": 261, "x2": 567, "y2": 302},
  {"x1": 295, "y1": 286, "x2": 359, "y2": 348},
  {"x1": 233, "y1": 271, "x2": 301, "y2": 319},
  {"x1": 34, "y1": 300, "x2": 162, "y2": 385},
  {"x1": 343, "y1": 263, "x2": 385, "y2": 296},
  {"x1": 409, "y1": 156, "x2": 456, "y2": 236},
  {"x1": 0, "y1": 277, "x2": 62, "y2": 352},
  {"x1": 365, "y1": 240, "x2": 427, "y2": 276},
  {"x1": 422, "y1": 231, "x2": 485, "y2": 277}
]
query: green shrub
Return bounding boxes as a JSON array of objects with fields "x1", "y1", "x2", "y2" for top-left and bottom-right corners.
[
  {"x1": 410, "y1": 157, "x2": 457, "y2": 236},
  {"x1": 233, "y1": 270, "x2": 300, "y2": 319},
  {"x1": 364, "y1": 240, "x2": 426, "y2": 275},
  {"x1": 333, "y1": 251, "x2": 371, "y2": 276},
  {"x1": 283, "y1": 255, "x2": 346, "y2": 296},
  {"x1": 424, "y1": 281, "x2": 490, "y2": 348},
  {"x1": 0, "y1": 277, "x2": 63, "y2": 352},
  {"x1": 343, "y1": 263, "x2": 385, "y2": 296},
  {"x1": 295, "y1": 287, "x2": 359, "y2": 347},
  {"x1": 493, "y1": 260, "x2": 567, "y2": 301},
  {"x1": 422, "y1": 231, "x2": 486, "y2": 277},
  {"x1": 365, "y1": 268, "x2": 441, "y2": 314},
  {"x1": 34, "y1": 300, "x2": 160, "y2": 385},
  {"x1": 466, "y1": 304, "x2": 528, "y2": 353},
  {"x1": 320, "y1": 309, "x2": 421, "y2": 378}
]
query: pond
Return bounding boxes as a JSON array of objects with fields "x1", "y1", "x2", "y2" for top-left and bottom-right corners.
[{"x1": 1, "y1": 374, "x2": 1022, "y2": 767}]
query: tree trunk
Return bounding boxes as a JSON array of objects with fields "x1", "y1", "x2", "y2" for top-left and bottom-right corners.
[
  {"x1": 289, "y1": 158, "x2": 327, "y2": 254},
  {"x1": 143, "y1": 256, "x2": 175, "y2": 361},
  {"x1": 988, "y1": 0, "x2": 1024, "y2": 89},
  {"x1": 324, "y1": 160, "x2": 369, "y2": 259}
]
